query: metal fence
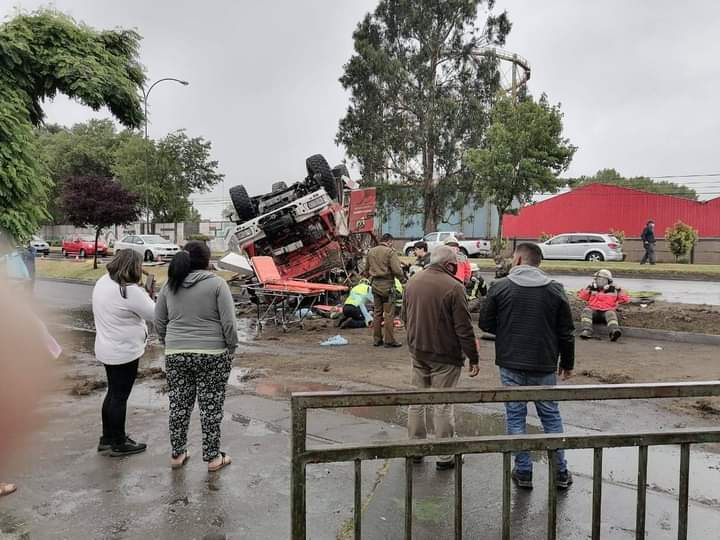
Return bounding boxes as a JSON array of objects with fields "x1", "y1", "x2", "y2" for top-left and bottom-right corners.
[{"x1": 290, "y1": 381, "x2": 720, "y2": 540}]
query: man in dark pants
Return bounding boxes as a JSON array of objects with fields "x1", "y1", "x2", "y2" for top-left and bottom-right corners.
[
  {"x1": 640, "y1": 219, "x2": 656, "y2": 265},
  {"x1": 366, "y1": 233, "x2": 405, "y2": 347},
  {"x1": 479, "y1": 242, "x2": 575, "y2": 490}
]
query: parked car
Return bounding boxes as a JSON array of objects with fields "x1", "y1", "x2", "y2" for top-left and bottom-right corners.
[
  {"x1": 30, "y1": 235, "x2": 50, "y2": 256},
  {"x1": 537, "y1": 233, "x2": 624, "y2": 262},
  {"x1": 114, "y1": 234, "x2": 180, "y2": 262},
  {"x1": 61, "y1": 235, "x2": 107, "y2": 258},
  {"x1": 403, "y1": 232, "x2": 492, "y2": 258}
]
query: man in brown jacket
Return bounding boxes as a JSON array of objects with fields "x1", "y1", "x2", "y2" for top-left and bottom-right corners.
[
  {"x1": 402, "y1": 245, "x2": 480, "y2": 470},
  {"x1": 366, "y1": 233, "x2": 405, "y2": 347}
]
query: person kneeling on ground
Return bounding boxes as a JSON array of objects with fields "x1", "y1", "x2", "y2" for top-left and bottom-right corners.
[
  {"x1": 338, "y1": 279, "x2": 373, "y2": 329},
  {"x1": 577, "y1": 269, "x2": 630, "y2": 341},
  {"x1": 402, "y1": 245, "x2": 479, "y2": 471}
]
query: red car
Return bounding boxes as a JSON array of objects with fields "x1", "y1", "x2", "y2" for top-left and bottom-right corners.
[{"x1": 62, "y1": 235, "x2": 107, "y2": 258}]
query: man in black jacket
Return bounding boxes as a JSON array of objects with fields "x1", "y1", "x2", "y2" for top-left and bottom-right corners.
[
  {"x1": 640, "y1": 220, "x2": 656, "y2": 265},
  {"x1": 479, "y1": 243, "x2": 575, "y2": 490}
]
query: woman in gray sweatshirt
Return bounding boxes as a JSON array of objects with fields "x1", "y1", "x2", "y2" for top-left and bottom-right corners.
[{"x1": 155, "y1": 241, "x2": 238, "y2": 472}]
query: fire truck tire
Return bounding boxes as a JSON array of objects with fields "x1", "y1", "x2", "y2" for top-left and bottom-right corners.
[
  {"x1": 230, "y1": 185, "x2": 256, "y2": 222},
  {"x1": 306, "y1": 154, "x2": 338, "y2": 201},
  {"x1": 331, "y1": 164, "x2": 349, "y2": 180},
  {"x1": 271, "y1": 181, "x2": 287, "y2": 192}
]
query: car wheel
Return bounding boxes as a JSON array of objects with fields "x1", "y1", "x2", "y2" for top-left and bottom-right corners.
[
  {"x1": 586, "y1": 251, "x2": 604, "y2": 262},
  {"x1": 79, "y1": 249, "x2": 85, "y2": 258},
  {"x1": 144, "y1": 250, "x2": 154, "y2": 263},
  {"x1": 305, "y1": 154, "x2": 338, "y2": 201},
  {"x1": 460, "y1": 247, "x2": 469, "y2": 258},
  {"x1": 405, "y1": 248, "x2": 414, "y2": 257},
  {"x1": 229, "y1": 185, "x2": 257, "y2": 223}
]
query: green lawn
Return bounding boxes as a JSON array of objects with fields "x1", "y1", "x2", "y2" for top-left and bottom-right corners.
[
  {"x1": 36, "y1": 259, "x2": 233, "y2": 285},
  {"x1": 400, "y1": 256, "x2": 720, "y2": 279}
]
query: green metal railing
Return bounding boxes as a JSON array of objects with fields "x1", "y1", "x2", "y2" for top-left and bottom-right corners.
[{"x1": 290, "y1": 381, "x2": 720, "y2": 540}]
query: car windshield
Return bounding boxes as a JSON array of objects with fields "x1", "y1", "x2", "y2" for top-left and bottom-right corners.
[
  {"x1": 140, "y1": 235, "x2": 169, "y2": 244},
  {"x1": 79, "y1": 235, "x2": 96, "y2": 241}
]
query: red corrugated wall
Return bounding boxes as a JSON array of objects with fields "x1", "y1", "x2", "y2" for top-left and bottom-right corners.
[{"x1": 503, "y1": 184, "x2": 720, "y2": 238}]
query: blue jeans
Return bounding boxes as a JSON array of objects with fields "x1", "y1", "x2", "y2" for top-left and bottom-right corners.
[{"x1": 499, "y1": 367, "x2": 567, "y2": 474}]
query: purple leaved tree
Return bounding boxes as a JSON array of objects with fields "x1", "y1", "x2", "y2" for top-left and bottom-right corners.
[{"x1": 62, "y1": 177, "x2": 141, "y2": 269}]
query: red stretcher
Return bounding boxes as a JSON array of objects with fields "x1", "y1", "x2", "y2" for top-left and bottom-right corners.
[{"x1": 245, "y1": 257, "x2": 348, "y2": 331}]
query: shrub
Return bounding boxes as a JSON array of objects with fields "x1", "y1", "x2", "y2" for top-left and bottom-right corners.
[
  {"x1": 609, "y1": 228, "x2": 625, "y2": 245},
  {"x1": 188, "y1": 234, "x2": 211, "y2": 242},
  {"x1": 664, "y1": 221, "x2": 698, "y2": 262},
  {"x1": 538, "y1": 232, "x2": 553, "y2": 242}
]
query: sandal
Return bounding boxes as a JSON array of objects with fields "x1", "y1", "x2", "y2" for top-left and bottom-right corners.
[
  {"x1": 0, "y1": 483, "x2": 17, "y2": 497},
  {"x1": 208, "y1": 452, "x2": 232, "y2": 473},
  {"x1": 170, "y1": 452, "x2": 190, "y2": 470}
]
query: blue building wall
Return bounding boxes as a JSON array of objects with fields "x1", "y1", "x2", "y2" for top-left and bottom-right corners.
[{"x1": 380, "y1": 201, "x2": 498, "y2": 239}]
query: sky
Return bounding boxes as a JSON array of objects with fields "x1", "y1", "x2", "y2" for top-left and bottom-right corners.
[{"x1": 3, "y1": 0, "x2": 720, "y2": 218}]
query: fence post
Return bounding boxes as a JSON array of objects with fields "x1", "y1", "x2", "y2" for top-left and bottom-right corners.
[{"x1": 290, "y1": 398, "x2": 307, "y2": 540}]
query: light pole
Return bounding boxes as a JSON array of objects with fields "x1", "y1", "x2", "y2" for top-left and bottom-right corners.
[{"x1": 141, "y1": 77, "x2": 189, "y2": 231}]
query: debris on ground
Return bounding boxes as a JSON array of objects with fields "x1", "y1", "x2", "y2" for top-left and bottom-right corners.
[
  {"x1": 136, "y1": 366, "x2": 166, "y2": 380},
  {"x1": 70, "y1": 378, "x2": 107, "y2": 396},
  {"x1": 693, "y1": 399, "x2": 720, "y2": 416},
  {"x1": 320, "y1": 335, "x2": 348, "y2": 346},
  {"x1": 578, "y1": 370, "x2": 632, "y2": 384}
]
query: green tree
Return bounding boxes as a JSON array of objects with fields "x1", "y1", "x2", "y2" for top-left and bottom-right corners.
[
  {"x1": 36, "y1": 119, "x2": 121, "y2": 222},
  {"x1": 465, "y1": 94, "x2": 576, "y2": 254},
  {"x1": 568, "y1": 168, "x2": 698, "y2": 200},
  {"x1": 0, "y1": 10, "x2": 144, "y2": 240},
  {"x1": 664, "y1": 221, "x2": 698, "y2": 262},
  {"x1": 113, "y1": 130, "x2": 224, "y2": 227},
  {"x1": 337, "y1": 0, "x2": 511, "y2": 233}
]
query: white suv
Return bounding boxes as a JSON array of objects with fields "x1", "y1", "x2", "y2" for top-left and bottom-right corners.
[{"x1": 538, "y1": 233, "x2": 624, "y2": 262}]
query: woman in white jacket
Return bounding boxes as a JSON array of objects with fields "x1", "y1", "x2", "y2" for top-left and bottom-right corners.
[{"x1": 92, "y1": 250, "x2": 155, "y2": 457}]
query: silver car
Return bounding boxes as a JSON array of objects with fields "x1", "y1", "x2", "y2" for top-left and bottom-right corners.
[
  {"x1": 538, "y1": 233, "x2": 624, "y2": 262},
  {"x1": 114, "y1": 235, "x2": 180, "y2": 262}
]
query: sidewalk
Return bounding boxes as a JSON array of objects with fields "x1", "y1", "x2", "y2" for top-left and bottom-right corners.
[{"x1": 2, "y1": 381, "x2": 720, "y2": 539}]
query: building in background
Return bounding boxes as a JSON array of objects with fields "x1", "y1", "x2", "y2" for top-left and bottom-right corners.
[
  {"x1": 504, "y1": 184, "x2": 720, "y2": 239},
  {"x1": 380, "y1": 200, "x2": 498, "y2": 239}
]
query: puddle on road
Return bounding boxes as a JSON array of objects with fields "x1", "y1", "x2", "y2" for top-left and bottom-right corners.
[{"x1": 248, "y1": 380, "x2": 340, "y2": 398}]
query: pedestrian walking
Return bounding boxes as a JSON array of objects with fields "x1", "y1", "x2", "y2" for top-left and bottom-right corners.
[
  {"x1": 640, "y1": 219, "x2": 657, "y2": 265},
  {"x1": 402, "y1": 245, "x2": 479, "y2": 470},
  {"x1": 366, "y1": 233, "x2": 405, "y2": 347},
  {"x1": 155, "y1": 241, "x2": 238, "y2": 472},
  {"x1": 479, "y1": 242, "x2": 575, "y2": 489},
  {"x1": 578, "y1": 269, "x2": 630, "y2": 341},
  {"x1": 92, "y1": 249, "x2": 155, "y2": 457}
]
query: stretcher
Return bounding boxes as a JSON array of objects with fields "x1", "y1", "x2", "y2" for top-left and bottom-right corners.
[{"x1": 244, "y1": 257, "x2": 348, "y2": 332}]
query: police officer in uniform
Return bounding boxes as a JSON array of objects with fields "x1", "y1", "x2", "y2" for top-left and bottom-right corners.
[{"x1": 366, "y1": 233, "x2": 406, "y2": 347}]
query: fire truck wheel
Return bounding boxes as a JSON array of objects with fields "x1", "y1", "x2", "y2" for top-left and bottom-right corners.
[
  {"x1": 230, "y1": 185, "x2": 256, "y2": 223},
  {"x1": 306, "y1": 154, "x2": 338, "y2": 201}
]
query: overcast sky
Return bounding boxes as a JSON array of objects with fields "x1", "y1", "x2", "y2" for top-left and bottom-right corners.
[{"x1": 3, "y1": 0, "x2": 720, "y2": 218}]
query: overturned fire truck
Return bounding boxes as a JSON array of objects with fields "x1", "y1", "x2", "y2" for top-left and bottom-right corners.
[{"x1": 224, "y1": 154, "x2": 377, "y2": 281}]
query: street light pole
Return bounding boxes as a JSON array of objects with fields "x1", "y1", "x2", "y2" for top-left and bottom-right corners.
[{"x1": 141, "y1": 77, "x2": 189, "y2": 232}]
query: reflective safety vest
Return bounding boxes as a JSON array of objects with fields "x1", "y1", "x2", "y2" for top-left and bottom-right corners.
[{"x1": 345, "y1": 282, "x2": 373, "y2": 306}]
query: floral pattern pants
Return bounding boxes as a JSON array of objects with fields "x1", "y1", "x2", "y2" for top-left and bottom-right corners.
[{"x1": 166, "y1": 351, "x2": 233, "y2": 461}]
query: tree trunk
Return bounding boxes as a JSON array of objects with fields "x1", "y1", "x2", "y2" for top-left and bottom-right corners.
[
  {"x1": 494, "y1": 208, "x2": 505, "y2": 257},
  {"x1": 93, "y1": 228, "x2": 100, "y2": 270}
]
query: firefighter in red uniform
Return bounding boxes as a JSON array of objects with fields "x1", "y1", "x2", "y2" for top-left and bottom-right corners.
[
  {"x1": 444, "y1": 237, "x2": 472, "y2": 285},
  {"x1": 577, "y1": 269, "x2": 630, "y2": 341}
]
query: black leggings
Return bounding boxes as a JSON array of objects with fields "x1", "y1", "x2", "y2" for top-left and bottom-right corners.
[{"x1": 102, "y1": 360, "x2": 139, "y2": 444}]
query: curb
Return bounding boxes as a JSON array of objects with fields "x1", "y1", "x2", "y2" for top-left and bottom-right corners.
[
  {"x1": 620, "y1": 326, "x2": 720, "y2": 346},
  {"x1": 37, "y1": 277, "x2": 95, "y2": 286}
]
